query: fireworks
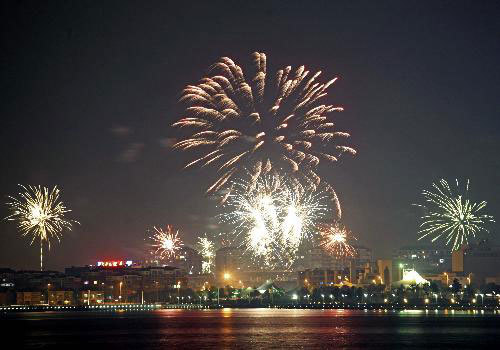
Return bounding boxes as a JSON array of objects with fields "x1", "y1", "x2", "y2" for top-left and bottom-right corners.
[
  {"x1": 319, "y1": 222, "x2": 356, "y2": 258},
  {"x1": 150, "y1": 225, "x2": 183, "y2": 260},
  {"x1": 172, "y1": 52, "x2": 356, "y2": 193},
  {"x1": 5, "y1": 185, "x2": 77, "y2": 271},
  {"x1": 219, "y1": 172, "x2": 334, "y2": 269},
  {"x1": 415, "y1": 179, "x2": 495, "y2": 251},
  {"x1": 197, "y1": 235, "x2": 216, "y2": 274}
]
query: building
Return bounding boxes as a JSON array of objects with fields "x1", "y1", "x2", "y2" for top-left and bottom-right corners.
[
  {"x1": 79, "y1": 290, "x2": 105, "y2": 305},
  {"x1": 215, "y1": 247, "x2": 247, "y2": 283},
  {"x1": 17, "y1": 291, "x2": 43, "y2": 305},
  {"x1": 298, "y1": 268, "x2": 350, "y2": 288},
  {"x1": 393, "y1": 244, "x2": 450, "y2": 275},
  {"x1": 354, "y1": 245, "x2": 373, "y2": 265},
  {"x1": 186, "y1": 274, "x2": 214, "y2": 290},
  {"x1": 303, "y1": 247, "x2": 337, "y2": 270},
  {"x1": 376, "y1": 259, "x2": 393, "y2": 289},
  {"x1": 48, "y1": 291, "x2": 74, "y2": 305},
  {"x1": 450, "y1": 241, "x2": 500, "y2": 285},
  {"x1": 173, "y1": 246, "x2": 202, "y2": 275},
  {"x1": 0, "y1": 290, "x2": 15, "y2": 305}
]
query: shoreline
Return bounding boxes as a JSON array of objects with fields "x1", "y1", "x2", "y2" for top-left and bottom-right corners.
[{"x1": 1, "y1": 303, "x2": 499, "y2": 313}]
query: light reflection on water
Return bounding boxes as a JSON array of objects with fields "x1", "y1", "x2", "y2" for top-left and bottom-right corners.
[{"x1": 2, "y1": 308, "x2": 499, "y2": 349}]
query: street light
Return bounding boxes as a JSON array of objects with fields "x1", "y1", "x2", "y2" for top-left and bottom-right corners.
[
  {"x1": 119, "y1": 282, "x2": 123, "y2": 304},
  {"x1": 155, "y1": 281, "x2": 159, "y2": 303},
  {"x1": 176, "y1": 281, "x2": 181, "y2": 304}
]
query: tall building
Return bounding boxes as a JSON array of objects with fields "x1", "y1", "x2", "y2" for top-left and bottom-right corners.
[
  {"x1": 215, "y1": 247, "x2": 249, "y2": 283},
  {"x1": 353, "y1": 245, "x2": 372, "y2": 265},
  {"x1": 376, "y1": 259, "x2": 393, "y2": 289},
  {"x1": 172, "y1": 246, "x2": 202, "y2": 275},
  {"x1": 297, "y1": 247, "x2": 344, "y2": 270},
  {"x1": 306, "y1": 247, "x2": 334, "y2": 269},
  {"x1": 392, "y1": 244, "x2": 450, "y2": 274},
  {"x1": 451, "y1": 241, "x2": 500, "y2": 284}
]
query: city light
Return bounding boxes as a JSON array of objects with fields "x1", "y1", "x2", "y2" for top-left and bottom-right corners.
[{"x1": 97, "y1": 260, "x2": 133, "y2": 267}]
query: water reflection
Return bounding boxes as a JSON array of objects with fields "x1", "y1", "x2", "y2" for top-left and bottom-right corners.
[{"x1": 2, "y1": 308, "x2": 498, "y2": 349}]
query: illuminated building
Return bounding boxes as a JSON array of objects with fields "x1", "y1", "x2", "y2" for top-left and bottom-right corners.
[
  {"x1": 16, "y1": 291, "x2": 43, "y2": 305},
  {"x1": 172, "y1": 246, "x2": 202, "y2": 275},
  {"x1": 215, "y1": 247, "x2": 246, "y2": 283},
  {"x1": 79, "y1": 290, "x2": 104, "y2": 305},
  {"x1": 392, "y1": 244, "x2": 450, "y2": 274},
  {"x1": 303, "y1": 247, "x2": 337, "y2": 270},
  {"x1": 298, "y1": 269, "x2": 350, "y2": 288},
  {"x1": 96, "y1": 260, "x2": 133, "y2": 268},
  {"x1": 394, "y1": 269, "x2": 429, "y2": 287},
  {"x1": 48, "y1": 290, "x2": 74, "y2": 305}
]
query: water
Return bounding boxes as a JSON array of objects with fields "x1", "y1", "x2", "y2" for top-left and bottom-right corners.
[{"x1": 2, "y1": 308, "x2": 499, "y2": 349}]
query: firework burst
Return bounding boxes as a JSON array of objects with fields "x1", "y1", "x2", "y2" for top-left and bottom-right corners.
[
  {"x1": 150, "y1": 225, "x2": 183, "y2": 260},
  {"x1": 415, "y1": 179, "x2": 495, "y2": 251},
  {"x1": 219, "y1": 172, "x2": 335, "y2": 269},
  {"x1": 197, "y1": 235, "x2": 216, "y2": 274},
  {"x1": 319, "y1": 222, "x2": 356, "y2": 258},
  {"x1": 172, "y1": 52, "x2": 356, "y2": 193},
  {"x1": 5, "y1": 185, "x2": 78, "y2": 271}
]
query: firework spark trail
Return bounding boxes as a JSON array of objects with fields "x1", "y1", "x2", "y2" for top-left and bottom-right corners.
[
  {"x1": 319, "y1": 222, "x2": 356, "y2": 258},
  {"x1": 197, "y1": 235, "x2": 216, "y2": 274},
  {"x1": 415, "y1": 179, "x2": 495, "y2": 251},
  {"x1": 5, "y1": 185, "x2": 78, "y2": 271},
  {"x1": 172, "y1": 52, "x2": 356, "y2": 193},
  {"x1": 219, "y1": 172, "x2": 334, "y2": 269},
  {"x1": 149, "y1": 225, "x2": 183, "y2": 260}
]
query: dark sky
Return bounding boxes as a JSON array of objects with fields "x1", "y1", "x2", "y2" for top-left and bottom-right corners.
[{"x1": 1, "y1": 0, "x2": 499, "y2": 271}]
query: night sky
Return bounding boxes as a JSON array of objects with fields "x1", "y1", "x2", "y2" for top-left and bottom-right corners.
[{"x1": 1, "y1": 1, "x2": 499, "y2": 271}]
